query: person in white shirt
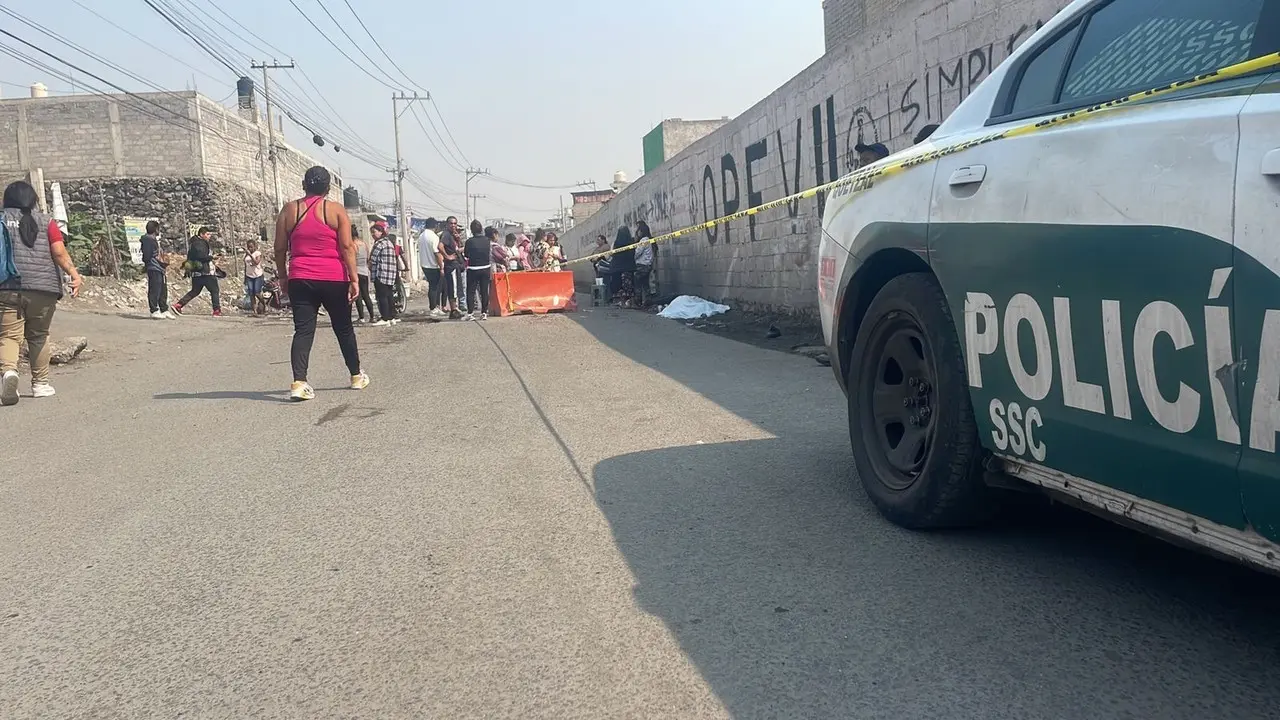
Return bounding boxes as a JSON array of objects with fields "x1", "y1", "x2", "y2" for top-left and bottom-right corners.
[
  {"x1": 418, "y1": 217, "x2": 444, "y2": 318},
  {"x1": 243, "y1": 238, "x2": 266, "y2": 315}
]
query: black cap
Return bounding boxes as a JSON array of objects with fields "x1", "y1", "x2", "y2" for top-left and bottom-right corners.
[{"x1": 855, "y1": 142, "x2": 890, "y2": 158}]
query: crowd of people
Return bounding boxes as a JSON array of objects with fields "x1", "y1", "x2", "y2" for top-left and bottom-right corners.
[
  {"x1": 413, "y1": 217, "x2": 568, "y2": 320},
  {"x1": 590, "y1": 219, "x2": 658, "y2": 308},
  {"x1": 0, "y1": 163, "x2": 648, "y2": 405}
]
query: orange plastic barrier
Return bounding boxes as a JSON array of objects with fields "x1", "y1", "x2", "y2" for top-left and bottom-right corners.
[{"x1": 490, "y1": 271, "x2": 578, "y2": 317}]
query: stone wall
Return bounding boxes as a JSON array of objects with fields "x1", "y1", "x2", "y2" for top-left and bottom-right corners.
[
  {"x1": 58, "y1": 177, "x2": 275, "y2": 254},
  {"x1": 563, "y1": 0, "x2": 1071, "y2": 316}
]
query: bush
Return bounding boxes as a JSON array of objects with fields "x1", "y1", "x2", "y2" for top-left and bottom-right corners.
[{"x1": 64, "y1": 211, "x2": 140, "y2": 279}]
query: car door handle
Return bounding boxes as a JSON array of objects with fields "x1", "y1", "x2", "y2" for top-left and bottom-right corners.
[
  {"x1": 1261, "y1": 149, "x2": 1280, "y2": 176},
  {"x1": 948, "y1": 164, "x2": 987, "y2": 186}
]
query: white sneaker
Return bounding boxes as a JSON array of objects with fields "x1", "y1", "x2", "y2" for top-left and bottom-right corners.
[
  {"x1": 163, "y1": 311, "x2": 177, "y2": 319},
  {"x1": 463, "y1": 312, "x2": 475, "y2": 321},
  {"x1": 350, "y1": 371, "x2": 371, "y2": 390},
  {"x1": 1, "y1": 370, "x2": 18, "y2": 406},
  {"x1": 390, "y1": 318, "x2": 401, "y2": 325},
  {"x1": 289, "y1": 381, "x2": 315, "y2": 401},
  {"x1": 31, "y1": 382, "x2": 55, "y2": 398},
  {"x1": 372, "y1": 320, "x2": 390, "y2": 327},
  {"x1": 479, "y1": 312, "x2": 488, "y2": 321},
  {"x1": 151, "y1": 311, "x2": 165, "y2": 319},
  {"x1": 430, "y1": 308, "x2": 446, "y2": 319}
]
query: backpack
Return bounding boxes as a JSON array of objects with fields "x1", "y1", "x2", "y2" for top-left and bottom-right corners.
[{"x1": 0, "y1": 220, "x2": 19, "y2": 285}]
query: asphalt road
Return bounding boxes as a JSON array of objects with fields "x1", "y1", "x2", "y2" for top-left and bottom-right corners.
[{"x1": 2, "y1": 301, "x2": 1278, "y2": 719}]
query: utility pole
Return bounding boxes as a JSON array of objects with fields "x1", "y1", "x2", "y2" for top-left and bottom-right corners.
[
  {"x1": 464, "y1": 167, "x2": 489, "y2": 220},
  {"x1": 468, "y1": 194, "x2": 487, "y2": 224},
  {"x1": 251, "y1": 61, "x2": 295, "y2": 212},
  {"x1": 392, "y1": 91, "x2": 426, "y2": 278}
]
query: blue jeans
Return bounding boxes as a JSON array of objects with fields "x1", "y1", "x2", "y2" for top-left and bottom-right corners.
[{"x1": 245, "y1": 276, "x2": 264, "y2": 297}]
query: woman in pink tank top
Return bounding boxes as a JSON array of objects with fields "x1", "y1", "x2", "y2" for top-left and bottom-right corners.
[{"x1": 273, "y1": 166, "x2": 369, "y2": 401}]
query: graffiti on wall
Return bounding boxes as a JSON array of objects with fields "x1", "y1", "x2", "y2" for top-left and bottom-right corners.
[{"x1": 603, "y1": 17, "x2": 1045, "y2": 255}]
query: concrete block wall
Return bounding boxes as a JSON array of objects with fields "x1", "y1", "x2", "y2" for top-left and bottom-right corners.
[
  {"x1": 0, "y1": 93, "x2": 201, "y2": 181},
  {"x1": 198, "y1": 96, "x2": 341, "y2": 206},
  {"x1": 563, "y1": 0, "x2": 1071, "y2": 316}
]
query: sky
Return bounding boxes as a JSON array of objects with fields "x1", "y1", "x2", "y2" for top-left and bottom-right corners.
[{"x1": 0, "y1": 0, "x2": 824, "y2": 225}]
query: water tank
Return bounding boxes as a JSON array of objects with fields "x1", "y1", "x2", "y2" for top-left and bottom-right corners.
[
  {"x1": 236, "y1": 76, "x2": 255, "y2": 109},
  {"x1": 343, "y1": 185, "x2": 360, "y2": 209},
  {"x1": 30, "y1": 83, "x2": 47, "y2": 98},
  {"x1": 613, "y1": 170, "x2": 628, "y2": 185}
]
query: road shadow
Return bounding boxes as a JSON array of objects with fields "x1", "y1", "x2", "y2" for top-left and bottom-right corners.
[
  {"x1": 152, "y1": 389, "x2": 346, "y2": 403},
  {"x1": 571, "y1": 309, "x2": 1280, "y2": 718}
]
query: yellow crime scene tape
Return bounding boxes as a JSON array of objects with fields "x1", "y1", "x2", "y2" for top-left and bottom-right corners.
[{"x1": 560, "y1": 50, "x2": 1280, "y2": 270}]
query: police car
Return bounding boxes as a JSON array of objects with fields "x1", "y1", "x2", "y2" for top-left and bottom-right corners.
[{"x1": 819, "y1": 0, "x2": 1280, "y2": 572}]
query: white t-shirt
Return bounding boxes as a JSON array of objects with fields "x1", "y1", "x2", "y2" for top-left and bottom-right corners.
[
  {"x1": 418, "y1": 229, "x2": 441, "y2": 270},
  {"x1": 244, "y1": 250, "x2": 264, "y2": 278}
]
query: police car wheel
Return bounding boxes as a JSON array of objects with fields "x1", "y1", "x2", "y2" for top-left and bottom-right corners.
[{"x1": 848, "y1": 272, "x2": 992, "y2": 529}]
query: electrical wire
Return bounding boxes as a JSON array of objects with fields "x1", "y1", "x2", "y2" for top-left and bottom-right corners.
[
  {"x1": 282, "y1": 0, "x2": 400, "y2": 91},
  {"x1": 141, "y1": 0, "x2": 241, "y2": 75},
  {"x1": 67, "y1": 0, "x2": 225, "y2": 86},
  {"x1": 408, "y1": 102, "x2": 466, "y2": 172}
]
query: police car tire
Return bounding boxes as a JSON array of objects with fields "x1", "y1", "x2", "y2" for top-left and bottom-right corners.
[{"x1": 848, "y1": 272, "x2": 993, "y2": 529}]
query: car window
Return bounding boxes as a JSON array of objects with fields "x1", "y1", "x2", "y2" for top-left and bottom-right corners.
[
  {"x1": 1061, "y1": 0, "x2": 1265, "y2": 103},
  {"x1": 1010, "y1": 28, "x2": 1079, "y2": 114}
]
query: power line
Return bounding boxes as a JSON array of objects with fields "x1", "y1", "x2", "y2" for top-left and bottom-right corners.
[
  {"x1": 141, "y1": 0, "x2": 240, "y2": 75},
  {"x1": 428, "y1": 98, "x2": 472, "y2": 168},
  {"x1": 336, "y1": 0, "x2": 422, "y2": 91},
  {"x1": 282, "y1": 0, "x2": 400, "y2": 91},
  {"x1": 408, "y1": 102, "x2": 466, "y2": 172},
  {"x1": 0, "y1": 27, "x2": 237, "y2": 143},
  {"x1": 310, "y1": 0, "x2": 406, "y2": 90},
  {"x1": 67, "y1": 0, "x2": 225, "y2": 86}
]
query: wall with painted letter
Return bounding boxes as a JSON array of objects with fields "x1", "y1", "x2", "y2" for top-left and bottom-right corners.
[{"x1": 562, "y1": 0, "x2": 1071, "y2": 316}]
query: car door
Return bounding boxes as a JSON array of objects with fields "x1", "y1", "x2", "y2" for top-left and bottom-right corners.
[
  {"x1": 1233, "y1": 62, "x2": 1280, "y2": 543},
  {"x1": 926, "y1": 0, "x2": 1277, "y2": 530}
]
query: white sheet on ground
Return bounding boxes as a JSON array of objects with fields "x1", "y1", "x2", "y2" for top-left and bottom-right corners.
[{"x1": 657, "y1": 295, "x2": 730, "y2": 320}]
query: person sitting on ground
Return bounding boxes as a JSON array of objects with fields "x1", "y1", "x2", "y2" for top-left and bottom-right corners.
[
  {"x1": 0, "y1": 180, "x2": 83, "y2": 406},
  {"x1": 855, "y1": 142, "x2": 891, "y2": 168},
  {"x1": 590, "y1": 235, "x2": 612, "y2": 278},
  {"x1": 369, "y1": 224, "x2": 399, "y2": 326},
  {"x1": 244, "y1": 238, "x2": 266, "y2": 316},
  {"x1": 633, "y1": 221, "x2": 655, "y2": 308},
  {"x1": 273, "y1": 166, "x2": 369, "y2": 401},
  {"x1": 173, "y1": 226, "x2": 222, "y2": 316}
]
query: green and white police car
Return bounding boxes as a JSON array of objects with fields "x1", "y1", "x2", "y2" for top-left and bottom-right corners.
[{"x1": 819, "y1": 0, "x2": 1280, "y2": 572}]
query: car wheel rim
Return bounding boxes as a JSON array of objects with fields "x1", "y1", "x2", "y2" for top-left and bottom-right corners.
[{"x1": 864, "y1": 317, "x2": 937, "y2": 490}]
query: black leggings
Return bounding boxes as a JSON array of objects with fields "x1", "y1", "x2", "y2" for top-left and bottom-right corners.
[
  {"x1": 374, "y1": 280, "x2": 396, "y2": 321},
  {"x1": 178, "y1": 275, "x2": 220, "y2": 310},
  {"x1": 467, "y1": 267, "x2": 492, "y2": 315},
  {"x1": 289, "y1": 279, "x2": 360, "y2": 382},
  {"x1": 355, "y1": 275, "x2": 375, "y2": 320}
]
